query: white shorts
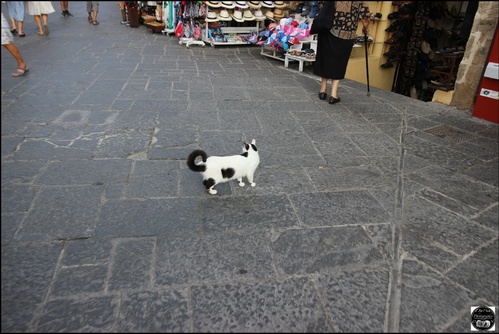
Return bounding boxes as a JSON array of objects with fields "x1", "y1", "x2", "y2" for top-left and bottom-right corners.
[{"x1": 1, "y1": 13, "x2": 13, "y2": 45}]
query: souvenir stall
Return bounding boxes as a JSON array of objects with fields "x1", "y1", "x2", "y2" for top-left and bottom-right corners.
[{"x1": 173, "y1": 1, "x2": 206, "y2": 47}]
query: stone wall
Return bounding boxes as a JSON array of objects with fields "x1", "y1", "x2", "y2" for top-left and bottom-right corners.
[{"x1": 452, "y1": 1, "x2": 499, "y2": 110}]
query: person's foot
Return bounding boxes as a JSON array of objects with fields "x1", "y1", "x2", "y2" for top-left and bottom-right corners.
[
  {"x1": 60, "y1": 11, "x2": 66, "y2": 17},
  {"x1": 11, "y1": 29, "x2": 17, "y2": 35},
  {"x1": 88, "y1": 15, "x2": 93, "y2": 22},
  {"x1": 11, "y1": 66, "x2": 29, "y2": 77},
  {"x1": 43, "y1": 24, "x2": 49, "y2": 35},
  {"x1": 65, "y1": 10, "x2": 73, "y2": 16},
  {"x1": 19, "y1": 32, "x2": 25, "y2": 37},
  {"x1": 318, "y1": 92, "x2": 327, "y2": 100},
  {"x1": 328, "y1": 96, "x2": 341, "y2": 104}
]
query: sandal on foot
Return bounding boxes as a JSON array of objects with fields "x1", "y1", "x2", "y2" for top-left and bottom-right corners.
[
  {"x1": 93, "y1": 21, "x2": 99, "y2": 25},
  {"x1": 43, "y1": 24, "x2": 49, "y2": 35},
  {"x1": 11, "y1": 67, "x2": 29, "y2": 77},
  {"x1": 19, "y1": 33, "x2": 26, "y2": 37},
  {"x1": 88, "y1": 16, "x2": 92, "y2": 22},
  {"x1": 11, "y1": 29, "x2": 17, "y2": 35}
]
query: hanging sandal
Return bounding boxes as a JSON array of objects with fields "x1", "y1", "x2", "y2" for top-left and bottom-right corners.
[{"x1": 11, "y1": 67, "x2": 29, "y2": 77}]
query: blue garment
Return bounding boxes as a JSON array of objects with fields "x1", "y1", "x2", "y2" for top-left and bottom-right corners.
[{"x1": 6, "y1": 1, "x2": 25, "y2": 22}]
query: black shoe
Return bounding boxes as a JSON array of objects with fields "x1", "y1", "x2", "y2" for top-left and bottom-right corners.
[
  {"x1": 328, "y1": 96, "x2": 340, "y2": 104},
  {"x1": 318, "y1": 92, "x2": 327, "y2": 100}
]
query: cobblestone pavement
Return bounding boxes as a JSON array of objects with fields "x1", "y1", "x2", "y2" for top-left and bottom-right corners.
[{"x1": 2, "y1": 1, "x2": 498, "y2": 332}]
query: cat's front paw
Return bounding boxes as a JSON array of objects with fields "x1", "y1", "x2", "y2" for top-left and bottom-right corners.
[
  {"x1": 208, "y1": 189, "x2": 217, "y2": 195},
  {"x1": 250, "y1": 182, "x2": 256, "y2": 187},
  {"x1": 238, "y1": 182, "x2": 245, "y2": 187}
]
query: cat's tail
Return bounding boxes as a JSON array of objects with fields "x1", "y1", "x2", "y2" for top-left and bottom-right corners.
[{"x1": 187, "y1": 149, "x2": 208, "y2": 172}]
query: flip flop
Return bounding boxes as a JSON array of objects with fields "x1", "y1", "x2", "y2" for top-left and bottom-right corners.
[{"x1": 11, "y1": 67, "x2": 29, "y2": 77}]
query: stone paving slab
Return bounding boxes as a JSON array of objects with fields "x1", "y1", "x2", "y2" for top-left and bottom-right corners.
[{"x1": 1, "y1": 1, "x2": 498, "y2": 332}]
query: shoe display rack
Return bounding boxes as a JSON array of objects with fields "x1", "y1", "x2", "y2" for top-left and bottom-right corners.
[
  {"x1": 427, "y1": 51, "x2": 464, "y2": 91},
  {"x1": 283, "y1": 37, "x2": 317, "y2": 72}
]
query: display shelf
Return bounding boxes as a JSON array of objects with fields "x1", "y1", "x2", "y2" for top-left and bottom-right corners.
[
  {"x1": 427, "y1": 52, "x2": 464, "y2": 91},
  {"x1": 261, "y1": 36, "x2": 316, "y2": 63},
  {"x1": 179, "y1": 37, "x2": 205, "y2": 47},
  {"x1": 204, "y1": 26, "x2": 259, "y2": 47},
  {"x1": 203, "y1": 4, "x2": 262, "y2": 47}
]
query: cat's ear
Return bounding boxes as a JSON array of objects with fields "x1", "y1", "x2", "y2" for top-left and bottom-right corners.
[
  {"x1": 243, "y1": 142, "x2": 250, "y2": 150},
  {"x1": 251, "y1": 139, "x2": 256, "y2": 145}
]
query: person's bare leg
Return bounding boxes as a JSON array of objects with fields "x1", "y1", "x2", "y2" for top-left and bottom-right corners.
[
  {"x1": 41, "y1": 14, "x2": 48, "y2": 26},
  {"x1": 33, "y1": 15, "x2": 43, "y2": 34},
  {"x1": 331, "y1": 79, "x2": 340, "y2": 99},
  {"x1": 3, "y1": 43, "x2": 28, "y2": 74},
  {"x1": 60, "y1": 1, "x2": 68, "y2": 11},
  {"x1": 93, "y1": 9, "x2": 98, "y2": 23},
  {"x1": 9, "y1": 17, "x2": 16, "y2": 32},
  {"x1": 320, "y1": 78, "x2": 327, "y2": 93},
  {"x1": 18, "y1": 21, "x2": 24, "y2": 35}
]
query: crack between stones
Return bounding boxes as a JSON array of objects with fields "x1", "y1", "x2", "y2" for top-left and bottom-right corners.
[{"x1": 386, "y1": 110, "x2": 408, "y2": 332}]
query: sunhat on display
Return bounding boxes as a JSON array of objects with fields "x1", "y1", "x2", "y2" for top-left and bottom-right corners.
[
  {"x1": 205, "y1": 11, "x2": 219, "y2": 22},
  {"x1": 260, "y1": 1, "x2": 274, "y2": 8},
  {"x1": 242, "y1": 9, "x2": 256, "y2": 20},
  {"x1": 247, "y1": 1, "x2": 261, "y2": 9},
  {"x1": 231, "y1": 9, "x2": 245, "y2": 22},
  {"x1": 234, "y1": 1, "x2": 248, "y2": 8},
  {"x1": 273, "y1": 8, "x2": 284, "y2": 20},
  {"x1": 221, "y1": 1, "x2": 236, "y2": 8},
  {"x1": 218, "y1": 9, "x2": 232, "y2": 20},
  {"x1": 273, "y1": 1, "x2": 288, "y2": 8},
  {"x1": 264, "y1": 10, "x2": 275, "y2": 21},
  {"x1": 207, "y1": 1, "x2": 222, "y2": 8},
  {"x1": 254, "y1": 9, "x2": 266, "y2": 20}
]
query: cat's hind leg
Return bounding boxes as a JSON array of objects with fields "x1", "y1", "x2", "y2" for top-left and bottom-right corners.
[
  {"x1": 203, "y1": 178, "x2": 217, "y2": 195},
  {"x1": 247, "y1": 173, "x2": 256, "y2": 187},
  {"x1": 237, "y1": 178, "x2": 245, "y2": 187}
]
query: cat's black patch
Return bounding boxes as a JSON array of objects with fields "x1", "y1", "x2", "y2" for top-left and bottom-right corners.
[
  {"x1": 203, "y1": 178, "x2": 215, "y2": 189},
  {"x1": 240, "y1": 152, "x2": 248, "y2": 158},
  {"x1": 244, "y1": 143, "x2": 250, "y2": 150},
  {"x1": 251, "y1": 144, "x2": 257, "y2": 151},
  {"x1": 221, "y1": 168, "x2": 235, "y2": 179}
]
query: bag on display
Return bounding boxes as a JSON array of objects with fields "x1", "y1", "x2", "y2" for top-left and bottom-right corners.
[{"x1": 310, "y1": 1, "x2": 336, "y2": 35}]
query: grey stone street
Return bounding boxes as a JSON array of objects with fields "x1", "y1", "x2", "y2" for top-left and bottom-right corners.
[{"x1": 2, "y1": 1, "x2": 498, "y2": 332}]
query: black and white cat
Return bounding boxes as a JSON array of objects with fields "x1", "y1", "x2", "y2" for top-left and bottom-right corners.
[{"x1": 186, "y1": 139, "x2": 260, "y2": 195}]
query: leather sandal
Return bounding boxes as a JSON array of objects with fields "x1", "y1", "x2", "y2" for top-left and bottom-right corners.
[{"x1": 11, "y1": 67, "x2": 29, "y2": 77}]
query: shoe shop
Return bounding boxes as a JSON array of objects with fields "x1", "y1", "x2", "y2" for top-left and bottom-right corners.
[{"x1": 126, "y1": 1, "x2": 498, "y2": 119}]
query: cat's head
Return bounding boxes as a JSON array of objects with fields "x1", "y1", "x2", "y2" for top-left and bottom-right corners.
[{"x1": 243, "y1": 139, "x2": 257, "y2": 153}]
